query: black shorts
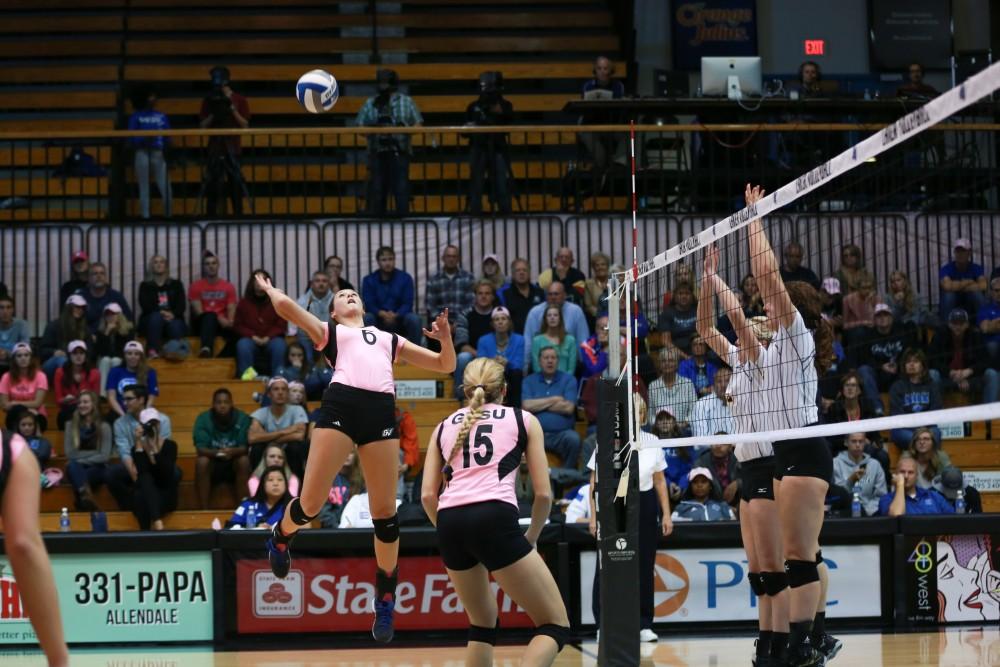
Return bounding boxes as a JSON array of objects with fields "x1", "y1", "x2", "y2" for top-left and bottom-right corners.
[
  {"x1": 436, "y1": 500, "x2": 533, "y2": 572},
  {"x1": 313, "y1": 383, "x2": 398, "y2": 446},
  {"x1": 739, "y1": 456, "x2": 776, "y2": 502},
  {"x1": 773, "y1": 432, "x2": 833, "y2": 483}
]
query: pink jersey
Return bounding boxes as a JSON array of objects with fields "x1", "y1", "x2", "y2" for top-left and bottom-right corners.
[
  {"x1": 0, "y1": 431, "x2": 27, "y2": 477},
  {"x1": 316, "y1": 322, "x2": 406, "y2": 395},
  {"x1": 436, "y1": 403, "x2": 529, "y2": 511}
]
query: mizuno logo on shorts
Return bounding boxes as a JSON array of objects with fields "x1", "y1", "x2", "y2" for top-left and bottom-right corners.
[
  {"x1": 757, "y1": 488, "x2": 768, "y2": 494},
  {"x1": 382, "y1": 428, "x2": 394, "y2": 437},
  {"x1": 333, "y1": 421, "x2": 342, "y2": 426},
  {"x1": 787, "y1": 465, "x2": 795, "y2": 471}
]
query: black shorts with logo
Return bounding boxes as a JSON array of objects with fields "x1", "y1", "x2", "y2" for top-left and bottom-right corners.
[
  {"x1": 772, "y1": 430, "x2": 833, "y2": 483},
  {"x1": 313, "y1": 383, "x2": 398, "y2": 446},
  {"x1": 436, "y1": 500, "x2": 533, "y2": 572},
  {"x1": 739, "y1": 456, "x2": 776, "y2": 502}
]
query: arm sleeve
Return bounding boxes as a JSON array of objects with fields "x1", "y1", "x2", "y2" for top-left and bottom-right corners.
[
  {"x1": 361, "y1": 276, "x2": 377, "y2": 312},
  {"x1": 453, "y1": 312, "x2": 470, "y2": 348},
  {"x1": 113, "y1": 420, "x2": 132, "y2": 461},
  {"x1": 193, "y1": 413, "x2": 211, "y2": 448},
  {"x1": 233, "y1": 300, "x2": 256, "y2": 337},
  {"x1": 147, "y1": 369, "x2": 159, "y2": 397},
  {"x1": 508, "y1": 335, "x2": 525, "y2": 371},
  {"x1": 138, "y1": 283, "x2": 156, "y2": 315},
  {"x1": 172, "y1": 281, "x2": 187, "y2": 318},
  {"x1": 562, "y1": 375, "x2": 579, "y2": 402}
]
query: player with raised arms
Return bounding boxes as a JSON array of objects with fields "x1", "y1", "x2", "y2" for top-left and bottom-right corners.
[
  {"x1": 744, "y1": 183, "x2": 838, "y2": 667},
  {"x1": 0, "y1": 428, "x2": 69, "y2": 666},
  {"x1": 421, "y1": 357, "x2": 570, "y2": 666},
  {"x1": 697, "y1": 241, "x2": 788, "y2": 666},
  {"x1": 254, "y1": 273, "x2": 455, "y2": 643}
]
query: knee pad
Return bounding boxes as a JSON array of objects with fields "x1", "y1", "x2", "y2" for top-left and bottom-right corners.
[
  {"x1": 535, "y1": 623, "x2": 569, "y2": 651},
  {"x1": 288, "y1": 497, "x2": 319, "y2": 526},
  {"x1": 468, "y1": 620, "x2": 499, "y2": 646},
  {"x1": 784, "y1": 559, "x2": 820, "y2": 588},
  {"x1": 815, "y1": 550, "x2": 824, "y2": 565},
  {"x1": 373, "y1": 514, "x2": 400, "y2": 543},
  {"x1": 761, "y1": 571, "x2": 789, "y2": 596},
  {"x1": 748, "y1": 572, "x2": 766, "y2": 597}
]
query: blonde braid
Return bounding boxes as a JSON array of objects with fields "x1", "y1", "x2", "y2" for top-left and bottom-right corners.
[{"x1": 442, "y1": 357, "x2": 505, "y2": 482}]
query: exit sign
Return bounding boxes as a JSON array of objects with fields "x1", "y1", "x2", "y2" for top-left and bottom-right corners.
[{"x1": 805, "y1": 39, "x2": 825, "y2": 56}]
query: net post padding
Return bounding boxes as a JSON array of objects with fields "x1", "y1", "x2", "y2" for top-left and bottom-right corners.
[{"x1": 594, "y1": 378, "x2": 640, "y2": 667}]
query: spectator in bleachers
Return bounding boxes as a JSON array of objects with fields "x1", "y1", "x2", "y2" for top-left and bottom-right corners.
[
  {"x1": 927, "y1": 308, "x2": 999, "y2": 406},
  {"x1": 933, "y1": 467, "x2": 982, "y2": 514},
  {"x1": 497, "y1": 258, "x2": 544, "y2": 333},
  {"x1": 579, "y1": 55, "x2": 626, "y2": 174},
  {"x1": 248, "y1": 377, "x2": 308, "y2": 477},
  {"x1": 130, "y1": 407, "x2": 180, "y2": 530},
  {"x1": 647, "y1": 347, "x2": 696, "y2": 433},
  {"x1": 695, "y1": 443, "x2": 740, "y2": 507},
  {"x1": 193, "y1": 387, "x2": 251, "y2": 510},
  {"x1": 522, "y1": 345, "x2": 581, "y2": 468},
  {"x1": 842, "y1": 275, "x2": 878, "y2": 346},
  {"x1": 660, "y1": 263, "x2": 695, "y2": 310},
  {"x1": 479, "y1": 253, "x2": 505, "y2": 292},
  {"x1": 582, "y1": 252, "x2": 611, "y2": 326},
  {"x1": 426, "y1": 245, "x2": 476, "y2": 330},
  {"x1": 833, "y1": 432, "x2": 887, "y2": 516},
  {"x1": 465, "y1": 71, "x2": 514, "y2": 214},
  {"x1": 977, "y1": 277, "x2": 1000, "y2": 365},
  {"x1": 819, "y1": 277, "x2": 844, "y2": 333},
  {"x1": 40, "y1": 295, "x2": 90, "y2": 378},
  {"x1": 689, "y1": 366, "x2": 734, "y2": 438},
  {"x1": 579, "y1": 314, "x2": 612, "y2": 379},
  {"x1": 395, "y1": 406, "x2": 419, "y2": 496},
  {"x1": 127, "y1": 88, "x2": 172, "y2": 220},
  {"x1": 879, "y1": 453, "x2": 954, "y2": 517},
  {"x1": 138, "y1": 254, "x2": 186, "y2": 360},
  {"x1": 538, "y1": 247, "x2": 586, "y2": 305},
  {"x1": 339, "y1": 468, "x2": 404, "y2": 529},
  {"x1": 580, "y1": 341, "x2": 647, "y2": 445},
  {"x1": 939, "y1": 237, "x2": 988, "y2": 320},
  {"x1": 889, "y1": 348, "x2": 943, "y2": 448},
  {"x1": 790, "y1": 60, "x2": 824, "y2": 98},
  {"x1": 94, "y1": 302, "x2": 134, "y2": 390},
  {"x1": 324, "y1": 255, "x2": 354, "y2": 292},
  {"x1": 476, "y1": 306, "x2": 525, "y2": 405},
  {"x1": 454, "y1": 280, "x2": 500, "y2": 399},
  {"x1": 227, "y1": 466, "x2": 291, "y2": 529},
  {"x1": 522, "y1": 282, "x2": 589, "y2": 369},
  {"x1": 189, "y1": 250, "x2": 238, "y2": 358},
  {"x1": 824, "y1": 371, "x2": 885, "y2": 462},
  {"x1": 59, "y1": 250, "x2": 90, "y2": 306},
  {"x1": 670, "y1": 467, "x2": 735, "y2": 522},
  {"x1": 317, "y1": 451, "x2": 363, "y2": 528},
  {"x1": 657, "y1": 281, "x2": 698, "y2": 354},
  {"x1": 106, "y1": 341, "x2": 158, "y2": 419},
  {"x1": 63, "y1": 390, "x2": 112, "y2": 511},
  {"x1": 779, "y1": 241, "x2": 821, "y2": 290},
  {"x1": 248, "y1": 443, "x2": 300, "y2": 498},
  {"x1": 854, "y1": 303, "x2": 916, "y2": 414},
  {"x1": 79, "y1": 263, "x2": 132, "y2": 333},
  {"x1": 10, "y1": 407, "x2": 51, "y2": 468},
  {"x1": 199, "y1": 66, "x2": 251, "y2": 216},
  {"x1": 907, "y1": 427, "x2": 952, "y2": 490},
  {"x1": 53, "y1": 340, "x2": 100, "y2": 429},
  {"x1": 835, "y1": 243, "x2": 875, "y2": 295},
  {"x1": 295, "y1": 271, "x2": 333, "y2": 365},
  {"x1": 234, "y1": 269, "x2": 287, "y2": 378},
  {"x1": 896, "y1": 63, "x2": 939, "y2": 99},
  {"x1": 0, "y1": 294, "x2": 29, "y2": 376},
  {"x1": 273, "y1": 341, "x2": 309, "y2": 385},
  {"x1": 530, "y1": 305, "x2": 578, "y2": 374},
  {"x1": 0, "y1": 343, "x2": 48, "y2": 427},
  {"x1": 356, "y1": 68, "x2": 422, "y2": 215},
  {"x1": 361, "y1": 245, "x2": 423, "y2": 344},
  {"x1": 678, "y1": 334, "x2": 718, "y2": 397},
  {"x1": 108, "y1": 385, "x2": 175, "y2": 518},
  {"x1": 884, "y1": 270, "x2": 935, "y2": 331},
  {"x1": 653, "y1": 409, "x2": 692, "y2": 502}
]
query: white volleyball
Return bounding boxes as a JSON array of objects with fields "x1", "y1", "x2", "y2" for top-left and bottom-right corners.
[{"x1": 296, "y1": 69, "x2": 339, "y2": 113}]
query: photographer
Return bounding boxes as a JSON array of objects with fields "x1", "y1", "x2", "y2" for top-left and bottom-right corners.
[
  {"x1": 198, "y1": 66, "x2": 251, "y2": 216},
  {"x1": 465, "y1": 71, "x2": 513, "y2": 214},
  {"x1": 108, "y1": 384, "x2": 176, "y2": 517},
  {"x1": 130, "y1": 408, "x2": 180, "y2": 531},
  {"x1": 354, "y1": 69, "x2": 423, "y2": 215}
]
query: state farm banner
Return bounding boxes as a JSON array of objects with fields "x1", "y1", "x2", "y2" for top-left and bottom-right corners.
[
  {"x1": 579, "y1": 545, "x2": 881, "y2": 624},
  {"x1": 905, "y1": 534, "x2": 1000, "y2": 624},
  {"x1": 236, "y1": 556, "x2": 533, "y2": 633}
]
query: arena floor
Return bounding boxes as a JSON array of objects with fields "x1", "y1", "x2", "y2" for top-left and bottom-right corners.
[{"x1": 6, "y1": 627, "x2": 999, "y2": 666}]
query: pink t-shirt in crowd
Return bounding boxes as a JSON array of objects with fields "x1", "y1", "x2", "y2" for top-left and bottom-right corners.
[
  {"x1": 188, "y1": 278, "x2": 237, "y2": 316},
  {"x1": 0, "y1": 370, "x2": 48, "y2": 418},
  {"x1": 436, "y1": 403, "x2": 530, "y2": 511},
  {"x1": 316, "y1": 322, "x2": 406, "y2": 395}
]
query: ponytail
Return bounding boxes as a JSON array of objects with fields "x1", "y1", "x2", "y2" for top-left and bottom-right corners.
[{"x1": 441, "y1": 357, "x2": 506, "y2": 483}]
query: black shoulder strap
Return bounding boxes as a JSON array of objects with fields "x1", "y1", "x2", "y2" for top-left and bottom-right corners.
[
  {"x1": 497, "y1": 409, "x2": 527, "y2": 482},
  {"x1": 322, "y1": 320, "x2": 338, "y2": 368},
  {"x1": 512, "y1": 407, "x2": 528, "y2": 456},
  {"x1": 0, "y1": 430, "x2": 14, "y2": 499},
  {"x1": 434, "y1": 420, "x2": 445, "y2": 455},
  {"x1": 391, "y1": 333, "x2": 399, "y2": 362}
]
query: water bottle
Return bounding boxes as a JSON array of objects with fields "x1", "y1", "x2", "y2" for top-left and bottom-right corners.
[
  {"x1": 59, "y1": 507, "x2": 71, "y2": 532},
  {"x1": 863, "y1": 88, "x2": 871, "y2": 101},
  {"x1": 955, "y1": 489, "x2": 966, "y2": 514},
  {"x1": 246, "y1": 504, "x2": 258, "y2": 529},
  {"x1": 851, "y1": 492, "x2": 862, "y2": 518}
]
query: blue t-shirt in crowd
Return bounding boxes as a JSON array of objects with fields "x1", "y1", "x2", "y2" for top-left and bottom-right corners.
[
  {"x1": 361, "y1": 269, "x2": 415, "y2": 317},
  {"x1": 476, "y1": 333, "x2": 525, "y2": 371},
  {"x1": 977, "y1": 302, "x2": 1000, "y2": 344},
  {"x1": 522, "y1": 370, "x2": 578, "y2": 432},
  {"x1": 877, "y1": 487, "x2": 955, "y2": 516},
  {"x1": 127, "y1": 109, "x2": 171, "y2": 151},
  {"x1": 939, "y1": 261, "x2": 984, "y2": 282},
  {"x1": 106, "y1": 366, "x2": 159, "y2": 410}
]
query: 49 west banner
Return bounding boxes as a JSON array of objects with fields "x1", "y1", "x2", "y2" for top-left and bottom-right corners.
[{"x1": 905, "y1": 534, "x2": 1000, "y2": 624}]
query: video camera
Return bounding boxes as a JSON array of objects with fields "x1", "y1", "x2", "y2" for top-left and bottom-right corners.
[
  {"x1": 141, "y1": 421, "x2": 159, "y2": 439},
  {"x1": 205, "y1": 66, "x2": 233, "y2": 122}
]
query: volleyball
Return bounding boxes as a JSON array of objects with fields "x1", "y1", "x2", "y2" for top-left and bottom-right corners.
[{"x1": 295, "y1": 69, "x2": 338, "y2": 113}]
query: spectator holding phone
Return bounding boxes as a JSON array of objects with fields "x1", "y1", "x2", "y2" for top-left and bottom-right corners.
[{"x1": 832, "y1": 432, "x2": 887, "y2": 516}]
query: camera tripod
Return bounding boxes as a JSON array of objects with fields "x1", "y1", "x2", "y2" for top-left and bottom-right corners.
[{"x1": 196, "y1": 143, "x2": 254, "y2": 217}]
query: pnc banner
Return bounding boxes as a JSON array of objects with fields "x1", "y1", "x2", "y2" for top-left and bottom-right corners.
[
  {"x1": 672, "y1": 0, "x2": 758, "y2": 71},
  {"x1": 905, "y1": 534, "x2": 1000, "y2": 624},
  {"x1": 235, "y1": 556, "x2": 533, "y2": 633},
  {"x1": 579, "y1": 545, "x2": 881, "y2": 624},
  {"x1": 0, "y1": 552, "x2": 213, "y2": 644}
]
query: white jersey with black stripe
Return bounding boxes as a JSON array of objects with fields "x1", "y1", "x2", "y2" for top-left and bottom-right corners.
[
  {"x1": 757, "y1": 311, "x2": 819, "y2": 432},
  {"x1": 725, "y1": 344, "x2": 774, "y2": 462}
]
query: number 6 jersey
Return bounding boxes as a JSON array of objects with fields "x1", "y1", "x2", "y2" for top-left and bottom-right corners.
[
  {"x1": 435, "y1": 403, "x2": 530, "y2": 511},
  {"x1": 316, "y1": 322, "x2": 406, "y2": 395}
]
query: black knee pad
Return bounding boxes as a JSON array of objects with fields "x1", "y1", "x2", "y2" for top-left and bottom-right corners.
[
  {"x1": 784, "y1": 559, "x2": 820, "y2": 588},
  {"x1": 748, "y1": 571, "x2": 766, "y2": 597},
  {"x1": 761, "y1": 571, "x2": 789, "y2": 596},
  {"x1": 815, "y1": 550, "x2": 824, "y2": 565},
  {"x1": 468, "y1": 620, "x2": 499, "y2": 646},
  {"x1": 535, "y1": 624, "x2": 569, "y2": 651},
  {"x1": 288, "y1": 497, "x2": 319, "y2": 526},
  {"x1": 373, "y1": 514, "x2": 400, "y2": 543}
]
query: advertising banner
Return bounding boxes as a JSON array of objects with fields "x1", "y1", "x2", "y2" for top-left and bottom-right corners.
[
  {"x1": 236, "y1": 556, "x2": 533, "y2": 633},
  {"x1": 905, "y1": 534, "x2": 1000, "y2": 624},
  {"x1": 579, "y1": 545, "x2": 881, "y2": 624},
  {"x1": 0, "y1": 552, "x2": 213, "y2": 644},
  {"x1": 672, "y1": 0, "x2": 758, "y2": 71}
]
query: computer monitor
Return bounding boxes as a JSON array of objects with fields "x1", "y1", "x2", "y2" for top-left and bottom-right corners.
[{"x1": 701, "y1": 57, "x2": 762, "y2": 99}]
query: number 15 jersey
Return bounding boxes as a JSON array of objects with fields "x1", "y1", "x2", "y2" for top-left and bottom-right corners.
[{"x1": 436, "y1": 403, "x2": 530, "y2": 511}]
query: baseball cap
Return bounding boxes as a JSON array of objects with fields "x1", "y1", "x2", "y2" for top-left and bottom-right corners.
[
  {"x1": 67, "y1": 339, "x2": 88, "y2": 354},
  {"x1": 820, "y1": 277, "x2": 841, "y2": 295},
  {"x1": 138, "y1": 408, "x2": 160, "y2": 426},
  {"x1": 953, "y1": 238, "x2": 972, "y2": 250},
  {"x1": 948, "y1": 308, "x2": 969, "y2": 323},
  {"x1": 267, "y1": 376, "x2": 289, "y2": 390},
  {"x1": 124, "y1": 341, "x2": 144, "y2": 354},
  {"x1": 491, "y1": 306, "x2": 511, "y2": 319},
  {"x1": 103, "y1": 302, "x2": 123, "y2": 314},
  {"x1": 655, "y1": 407, "x2": 675, "y2": 419},
  {"x1": 873, "y1": 303, "x2": 893, "y2": 317},
  {"x1": 482, "y1": 253, "x2": 500, "y2": 265},
  {"x1": 12, "y1": 342, "x2": 32, "y2": 356},
  {"x1": 687, "y1": 466, "x2": 713, "y2": 482},
  {"x1": 71, "y1": 250, "x2": 89, "y2": 263},
  {"x1": 933, "y1": 466, "x2": 964, "y2": 500},
  {"x1": 66, "y1": 294, "x2": 87, "y2": 307}
]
